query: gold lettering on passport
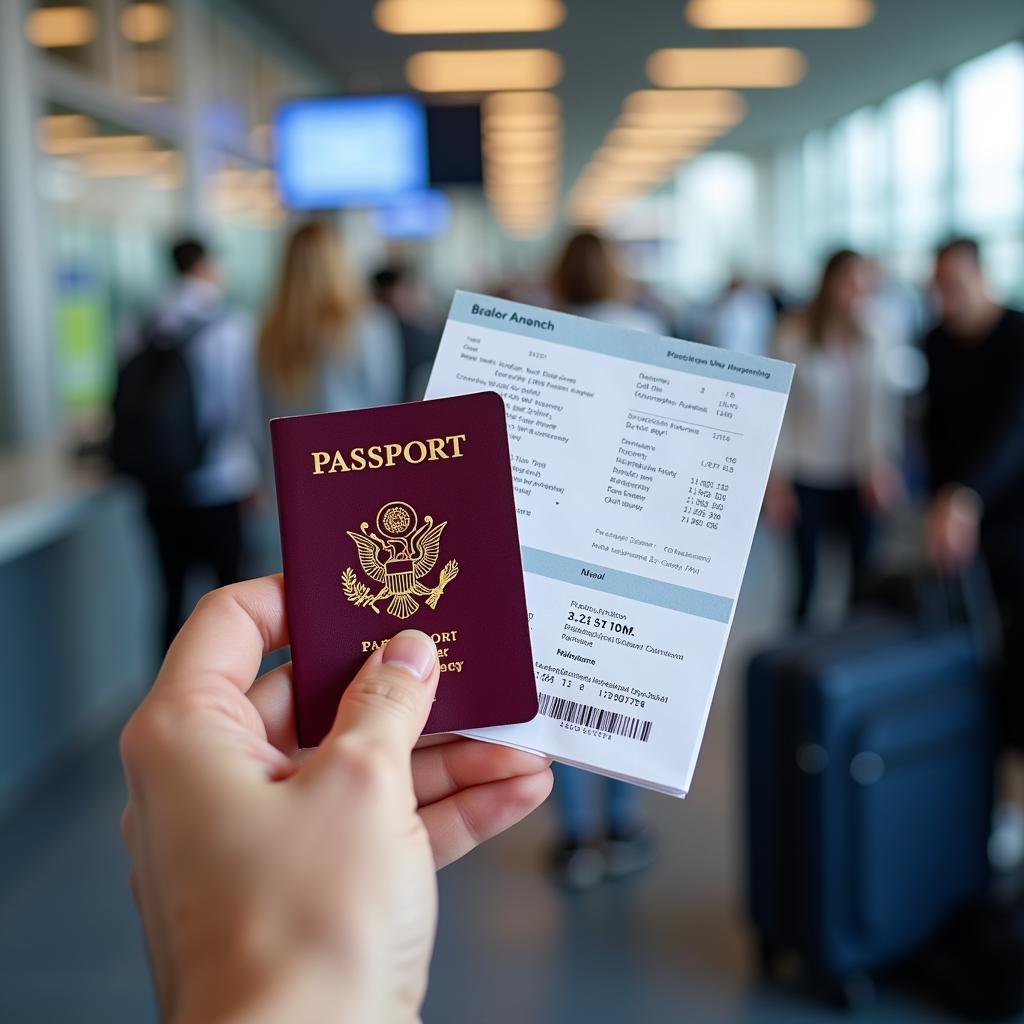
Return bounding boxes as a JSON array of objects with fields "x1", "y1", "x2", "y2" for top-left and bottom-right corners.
[
  {"x1": 311, "y1": 434, "x2": 466, "y2": 475},
  {"x1": 341, "y1": 501, "x2": 460, "y2": 620},
  {"x1": 361, "y1": 629, "x2": 464, "y2": 674}
]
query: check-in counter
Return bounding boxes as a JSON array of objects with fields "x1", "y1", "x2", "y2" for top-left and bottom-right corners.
[{"x1": 0, "y1": 445, "x2": 156, "y2": 814}]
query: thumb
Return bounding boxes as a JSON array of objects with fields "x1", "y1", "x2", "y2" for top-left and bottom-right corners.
[{"x1": 324, "y1": 630, "x2": 439, "y2": 759}]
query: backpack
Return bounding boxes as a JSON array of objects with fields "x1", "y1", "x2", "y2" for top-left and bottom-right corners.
[{"x1": 111, "y1": 314, "x2": 215, "y2": 499}]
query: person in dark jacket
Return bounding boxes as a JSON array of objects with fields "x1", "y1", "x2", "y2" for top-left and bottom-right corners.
[{"x1": 924, "y1": 236, "x2": 1024, "y2": 870}]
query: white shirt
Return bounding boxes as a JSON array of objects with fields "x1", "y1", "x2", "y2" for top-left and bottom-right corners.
[
  {"x1": 707, "y1": 285, "x2": 776, "y2": 358},
  {"x1": 773, "y1": 315, "x2": 895, "y2": 488},
  {"x1": 260, "y1": 308, "x2": 404, "y2": 422},
  {"x1": 569, "y1": 300, "x2": 666, "y2": 336}
]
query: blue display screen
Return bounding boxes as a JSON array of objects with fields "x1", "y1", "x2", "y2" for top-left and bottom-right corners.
[
  {"x1": 275, "y1": 96, "x2": 429, "y2": 209},
  {"x1": 373, "y1": 190, "x2": 452, "y2": 239}
]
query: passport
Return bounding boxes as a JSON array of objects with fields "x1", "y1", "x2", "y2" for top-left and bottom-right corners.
[{"x1": 270, "y1": 392, "x2": 538, "y2": 748}]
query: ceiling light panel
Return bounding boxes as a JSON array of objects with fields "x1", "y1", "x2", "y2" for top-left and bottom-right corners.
[
  {"x1": 406, "y1": 50, "x2": 563, "y2": 93},
  {"x1": 376, "y1": 0, "x2": 566, "y2": 34},
  {"x1": 120, "y1": 3, "x2": 174, "y2": 43},
  {"x1": 686, "y1": 0, "x2": 873, "y2": 30},
  {"x1": 647, "y1": 47, "x2": 806, "y2": 88},
  {"x1": 25, "y1": 5, "x2": 98, "y2": 48}
]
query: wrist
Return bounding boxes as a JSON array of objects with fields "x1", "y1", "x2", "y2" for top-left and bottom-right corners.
[
  {"x1": 168, "y1": 912, "x2": 388, "y2": 1024},
  {"x1": 172, "y1": 959, "x2": 379, "y2": 1024}
]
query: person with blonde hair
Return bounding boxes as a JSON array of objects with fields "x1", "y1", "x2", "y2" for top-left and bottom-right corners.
[{"x1": 258, "y1": 220, "x2": 403, "y2": 418}]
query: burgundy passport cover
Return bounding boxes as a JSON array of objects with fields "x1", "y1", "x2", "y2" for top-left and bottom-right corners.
[{"x1": 271, "y1": 392, "x2": 537, "y2": 748}]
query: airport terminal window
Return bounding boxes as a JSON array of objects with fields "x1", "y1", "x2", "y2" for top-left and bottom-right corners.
[
  {"x1": 800, "y1": 129, "x2": 830, "y2": 257},
  {"x1": 841, "y1": 108, "x2": 886, "y2": 252},
  {"x1": 951, "y1": 41, "x2": 1024, "y2": 235},
  {"x1": 207, "y1": 12, "x2": 266, "y2": 151},
  {"x1": 38, "y1": 111, "x2": 184, "y2": 413},
  {"x1": 207, "y1": 157, "x2": 286, "y2": 311},
  {"x1": 886, "y1": 79, "x2": 947, "y2": 280}
]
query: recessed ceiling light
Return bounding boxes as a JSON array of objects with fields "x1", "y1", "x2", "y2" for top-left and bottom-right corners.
[
  {"x1": 406, "y1": 50, "x2": 563, "y2": 92},
  {"x1": 484, "y1": 126, "x2": 562, "y2": 145},
  {"x1": 487, "y1": 149, "x2": 560, "y2": 167},
  {"x1": 584, "y1": 164, "x2": 674, "y2": 184},
  {"x1": 484, "y1": 114, "x2": 562, "y2": 135},
  {"x1": 81, "y1": 135, "x2": 156, "y2": 153},
  {"x1": 38, "y1": 113, "x2": 96, "y2": 153},
  {"x1": 375, "y1": 0, "x2": 566, "y2": 34},
  {"x1": 120, "y1": 3, "x2": 174, "y2": 43},
  {"x1": 623, "y1": 89, "x2": 747, "y2": 124},
  {"x1": 484, "y1": 91, "x2": 561, "y2": 116},
  {"x1": 686, "y1": 0, "x2": 873, "y2": 30},
  {"x1": 25, "y1": 5, "x2": 98, "y2": 48},
  {"x1": 594, "y1": 146, "x2": 681, "y2": 168},
  {"x1": 485, "y1": 169, "x2": 559, "y2": 188},
  {"x1": 605, "y1": 127, "x2": 711, "y2": 150},
  {"x1": 647, "y1": 47, "x2": 806, "y2": 88}
]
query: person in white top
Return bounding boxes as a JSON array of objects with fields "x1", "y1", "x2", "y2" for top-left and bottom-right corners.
[
  {"x1": 544, "y1": 230, "x2": 660, "y2": 889},
  {"x1": 764, "y1": 249, "x2": 902, "y2": 623},
  {"x1": 706, "y1": 277, "x2": 777, "y2": 358},
  {"x1": 550, "y1": 230, "x2": 666, "y2": 336}
]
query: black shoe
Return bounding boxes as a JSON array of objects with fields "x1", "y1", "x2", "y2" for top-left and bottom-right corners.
[
  {"x1": 604, "y1": 825, "x2": 657, "y2": 879},
  {"x1": 549, "y1": 839, "x2": 606, "y2": 890}
]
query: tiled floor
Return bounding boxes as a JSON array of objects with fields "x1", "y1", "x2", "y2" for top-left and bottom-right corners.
[{"x1": 0, "y1": 531, "x2": 1016, "y2": 1022}]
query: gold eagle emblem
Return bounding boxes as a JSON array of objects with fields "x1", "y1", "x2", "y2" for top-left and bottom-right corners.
[{"x1": 341, "y1": 500, "x2": 459, "y2": 619}]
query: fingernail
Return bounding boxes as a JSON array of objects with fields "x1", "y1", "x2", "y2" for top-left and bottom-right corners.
[{"x1": 382, "y1": 630, "x2": 437, "y2": 680}]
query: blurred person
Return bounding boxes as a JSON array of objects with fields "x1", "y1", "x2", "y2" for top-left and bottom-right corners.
[
  {"x1": 258, "y1": 221, "x2": 403, "y2": 421},
  {"x1": 371, "y1": 264, "x2": 439, "y2": 401},
  {"x1": 764, "y1": 249, "x2": 902, "y2": 624},
  {"x1": 545, "y1": 230, "x2": 659, "y2": 888},
  {"x1": 112, "y1": 236, "x2": 260, "y2": 651},
  {"x1": 551, "y1": 230, "x2": 666, "y2": 334},
  {"x1": 923, "y1": 237, "x2": 1024, "y2": 871},
  {"x1": 706, "y1": 277, "x2": 776, "y2": 357},
  {"x1": 120, "y1": 575, "x2": 553, "y2": 1022}
]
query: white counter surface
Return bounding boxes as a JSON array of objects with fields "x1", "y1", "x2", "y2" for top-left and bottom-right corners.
[{"x1": 0, "y1": 445, "x2": 112, "y2": 564}]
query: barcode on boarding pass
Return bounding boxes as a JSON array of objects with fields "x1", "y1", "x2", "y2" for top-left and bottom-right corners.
[{"x1": 537, "y1": 693, "x2": 653, "y2": 742}]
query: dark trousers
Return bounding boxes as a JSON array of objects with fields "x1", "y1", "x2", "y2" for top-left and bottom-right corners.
[
  {"x1": 552, "y1": 763, "x2": 639, "y2": 842},
  {"x1": 983, "y1": 528, "x2": 1024, "y2": 752},
  {"x1": 792, "y1": 482, "x2": 872, "y2": 624},
  {"x1": 146, "y1": 500, "x2": 243, "y2": 650}
]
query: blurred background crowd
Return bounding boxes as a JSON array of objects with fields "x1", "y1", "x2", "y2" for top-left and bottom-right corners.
[{"x1": 1, "y1": 1, "x2": 1023, "y2": 1022}]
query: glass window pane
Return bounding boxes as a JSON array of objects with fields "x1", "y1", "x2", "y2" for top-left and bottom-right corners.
[
  {"x1": 952, "y1": 41, "x2": 1024, "y2": 232},
  {"x1": 887, "y1": 80, "x2": 947, "y2": 244}
]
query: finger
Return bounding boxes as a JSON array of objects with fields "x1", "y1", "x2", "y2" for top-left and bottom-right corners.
[
  {"x1": 319, "y1": 630, "x2": 439, "y2": 761},
  {"x1": 249, "y1": 662, "x2": 298, "y2": 755},
  {"x1": 414, "y1": 733, "x2": 461, "y2": 749},
  {"x1": 419, "y1": 769, "x2": 553, "y2": 869},
  {"x1": 412, "y1": 739, "x2": 551, "y2": 807},
  {"x1": 155, "y1": 575, "x2": 289, "y2": 702}
]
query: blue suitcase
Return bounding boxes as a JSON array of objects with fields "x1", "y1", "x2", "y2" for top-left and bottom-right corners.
[{"x1": 745, "y1": 616, "x2": 993, "y2": 1001}]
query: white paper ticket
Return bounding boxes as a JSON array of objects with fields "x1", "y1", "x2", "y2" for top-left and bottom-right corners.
[{"x1": 426, "y1": 291, "x2": 793, "y2": 796}]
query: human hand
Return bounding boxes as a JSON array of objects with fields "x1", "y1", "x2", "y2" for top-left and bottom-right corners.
[
  {"x1": 927, "y1": 485, "x2": 982, "y2": 571},
  {"x1": 120, "y1": 575, "x2": 552, "y2": 1024},
  {"x1": 862, "y1": 461, "x2": 906, "y2": 514},
  {"x1": 763, "y1": 477, "x2": 799, "y2": 530}
]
